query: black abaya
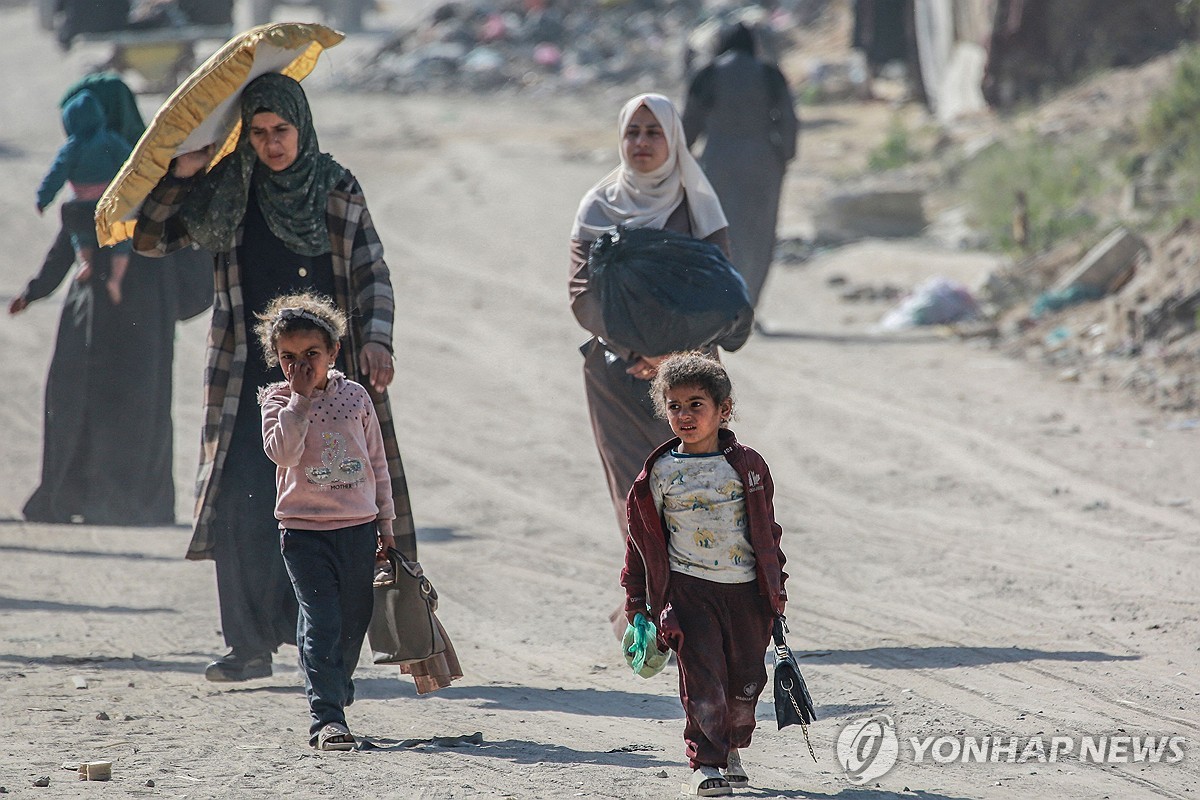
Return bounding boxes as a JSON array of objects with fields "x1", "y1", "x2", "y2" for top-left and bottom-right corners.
[{"x1": 21, "y1": 222, "x2": 187, "y2": 526}]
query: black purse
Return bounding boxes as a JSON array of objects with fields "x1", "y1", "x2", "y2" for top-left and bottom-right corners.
[{"x1": 773, "y1": 616, "x2": 817, "y2": 761}]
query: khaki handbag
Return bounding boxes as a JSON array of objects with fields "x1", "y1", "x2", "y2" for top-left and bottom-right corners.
[{"x1": 367, "y1": 548, "x2": 447, "y2": 665}]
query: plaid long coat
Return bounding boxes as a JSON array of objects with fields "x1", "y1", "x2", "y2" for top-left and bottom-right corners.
[{"x1": 133, "y1": 170, "x2": 417, "y2": 560}]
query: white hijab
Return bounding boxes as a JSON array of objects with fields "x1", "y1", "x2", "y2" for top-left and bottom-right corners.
[{"x1": 571, "y1": 93, "x2": 727, "y2": 242}]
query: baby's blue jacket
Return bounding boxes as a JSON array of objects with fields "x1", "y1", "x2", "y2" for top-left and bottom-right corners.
[{"x1": 36, "y1": 90, "x2": 132, "y2": 210}]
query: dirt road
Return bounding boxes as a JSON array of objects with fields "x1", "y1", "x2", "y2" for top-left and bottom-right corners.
[{"x1": 0, "y1": 4, "x2": 1196, "y2": 797}]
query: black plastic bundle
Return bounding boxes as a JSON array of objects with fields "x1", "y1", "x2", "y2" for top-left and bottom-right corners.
[{"x1": 588, "y1": 226, "x2": 753, "y2": 356}]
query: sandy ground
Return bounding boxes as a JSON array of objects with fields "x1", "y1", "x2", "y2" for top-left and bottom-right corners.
[{"x1": 1, "y1": 3, "x2": 1198, "y2": 798}]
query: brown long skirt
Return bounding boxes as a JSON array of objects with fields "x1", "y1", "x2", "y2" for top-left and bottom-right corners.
[{"x1": 582, "y1": 339, "x2": 675, "y2": 537}]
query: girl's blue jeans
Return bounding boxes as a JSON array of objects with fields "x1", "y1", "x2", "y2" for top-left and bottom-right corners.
[{"x1": 281, "y1": 522, "x2": 377, "y2": 742}]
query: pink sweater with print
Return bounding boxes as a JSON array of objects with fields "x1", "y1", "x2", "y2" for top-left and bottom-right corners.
[{"x1": 260, "y1": 371, "x2": 395, "y2": 531}]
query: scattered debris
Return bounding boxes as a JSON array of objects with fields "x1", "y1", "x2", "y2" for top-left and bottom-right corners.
[
  {"x1": 803, "y1": 50, "x2": 871, "y2": 102},
  {"x1": 1031, "y1": 284, "x2": 1105, "y2": 318},
  {"x1": 607, "y1": 743, "x2": 663, "y2": 753},
  {"x1": 839, "y1": 282, "x2": 903, "y2": 302},
  {"x1": 1051, "y1": 227, "x2": 1145, "y2": 295},
  {"x1": 358, "y1": 731, "x2": 485, "y2": 750},
  {"x1": 774, "y1": 236, "x2": 817, "y2": 265},
  {"x1": 995, "y1": 218, "x2": 1200, "y2": 410},
  {"x1": 341, "y1": 1, "x2": 790, "y2": 96},
  {"x1": 879, "y1": 277, "x2": 981, "y2": 329},
  {"x1": 77, "y1": 762, "x2": 111, "y2": 782}
]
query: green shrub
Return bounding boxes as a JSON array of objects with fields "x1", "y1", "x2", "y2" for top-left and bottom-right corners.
[
  {"x1": 960, "y1": 134, "x2": 1105, "y2": 252},
  {"x1": 1157, "y1": 137, "x2": 1200, "y2": 223},
  {"x1": 1141, "y1": 45, "x2": 1200, "y2": 221},
  {"x1": 867, "y1": 116, "x2": 918, "y2": 171},
  {"x1": 797, "y1": 84, "x2": 822, "y2": 106},
  {"x1": 1144, "y1": 45, "x2": 1200, "y2": 162}
]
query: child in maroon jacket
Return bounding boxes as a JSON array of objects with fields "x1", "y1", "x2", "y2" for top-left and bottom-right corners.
[{"x1": 622, "y1": 352, "x2": 787, "y2": 797}]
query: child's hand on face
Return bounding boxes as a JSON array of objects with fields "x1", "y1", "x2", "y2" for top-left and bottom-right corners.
[{"x1": 285, "y1": 359, "x2": 319, "y2": 397}]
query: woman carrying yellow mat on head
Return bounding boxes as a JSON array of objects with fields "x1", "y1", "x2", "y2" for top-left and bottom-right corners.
[{"x1": 109, "y1": 25, "x2": 455, "y2": 692}]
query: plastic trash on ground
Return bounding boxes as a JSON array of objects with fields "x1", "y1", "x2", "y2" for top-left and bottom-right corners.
[{"x1": 878, "y1": 276, "x2": 981, "y2": 330}]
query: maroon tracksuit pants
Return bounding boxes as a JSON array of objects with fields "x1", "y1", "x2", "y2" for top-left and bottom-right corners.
[{"x1": 668, "y1": 572, "x2": 774, "y2": 770}]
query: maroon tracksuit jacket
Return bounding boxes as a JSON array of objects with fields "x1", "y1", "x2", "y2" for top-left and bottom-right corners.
[
  {"x1": 621, "y1": 428, "x2": 788, "y2": 644},
  {"x1": 621, "y1": 428, "x2": 789, "y2": 769}
]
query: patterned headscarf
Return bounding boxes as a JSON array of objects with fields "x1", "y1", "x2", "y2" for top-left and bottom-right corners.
[{"x1": 180, "y1": 72, "x2": 346, "y2": 255}]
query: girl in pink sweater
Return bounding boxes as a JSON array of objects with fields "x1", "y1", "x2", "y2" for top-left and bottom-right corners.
[{"x1": 255, "y1": 291, "x2": 395, "y2": 751}]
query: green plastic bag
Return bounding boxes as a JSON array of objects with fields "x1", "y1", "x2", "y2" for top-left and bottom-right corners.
[{"x1": 623, "y1": 612, "x2": 670, "y2": 678}]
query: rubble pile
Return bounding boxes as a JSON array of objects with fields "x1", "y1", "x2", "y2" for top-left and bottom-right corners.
[
  {"x1": 996, "y1": 220, "x2": 1200, "y2": 411},
  {"x1": 920, "y1": 51, "x2": 1200, "y2": 413},
  {"x1": 343, "y1": 0, "x2": 803, "y2": 94}
]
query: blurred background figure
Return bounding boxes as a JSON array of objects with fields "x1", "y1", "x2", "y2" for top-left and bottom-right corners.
[
  {"x1": 9, "y1": 72, "x2": 209, "y2": 526},
  {"x1": 1012, "y1": 189, "x2": 1029, "y2": 252},
  {"x1": 35, "y1": 89, "x2": 134, "y2": 307},
  {"x1": 53, "y1": 0, "x2": 130, "y2": 49},
  {"x1": 683, "y1": 21, "x2": 798, "y2": 308},
  {"x1": 31, "y1": 73, "x2": 145, "y2": 309}
]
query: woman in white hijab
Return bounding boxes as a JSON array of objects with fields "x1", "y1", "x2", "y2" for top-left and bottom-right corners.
[{"x1": 569, "y1": 93, "x2": 750, "y2": 637}]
